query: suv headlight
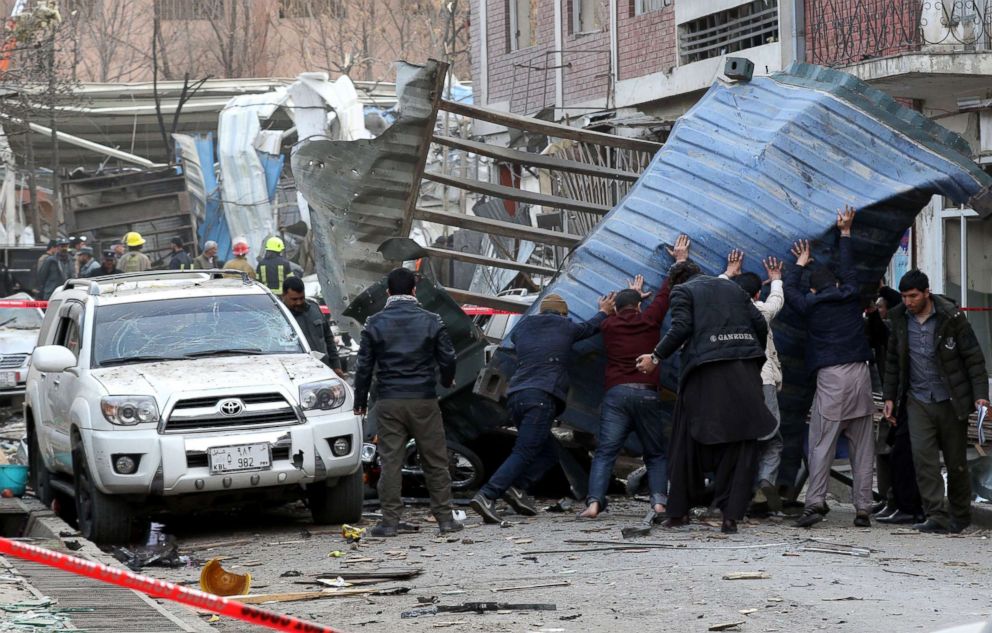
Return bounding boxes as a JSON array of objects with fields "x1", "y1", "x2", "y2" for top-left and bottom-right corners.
[
  {"x1": 299, "y1": 380, "x2": 346, "y2": 411},
  {"x1": 101, "y1": 396, "x2": 160, "y2": 426}
]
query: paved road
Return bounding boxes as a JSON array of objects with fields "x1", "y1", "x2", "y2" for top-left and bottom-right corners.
[{"x1": 140, "y1": 498, "x2": 991, "y2": 633}]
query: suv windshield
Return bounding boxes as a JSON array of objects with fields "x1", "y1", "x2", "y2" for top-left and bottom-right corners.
[{"x1": 92, "y1": 294, "x2": 303, "y2": 367}]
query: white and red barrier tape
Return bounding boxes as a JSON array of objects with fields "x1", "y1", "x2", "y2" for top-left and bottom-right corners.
[
  {"x1": 0, "y1": 299, "x2": 518, "y2": 316},
  {"x1": 0, "y1": 537, "x2": 345, "y2": 633}
]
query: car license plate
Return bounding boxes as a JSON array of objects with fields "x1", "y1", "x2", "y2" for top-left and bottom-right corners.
[
  {"x1": 208, "y1": 443, "x2": 271, "y2": 474},
  {"x1": 0, "y1": 372, "x2": 15, "y2": 388}
]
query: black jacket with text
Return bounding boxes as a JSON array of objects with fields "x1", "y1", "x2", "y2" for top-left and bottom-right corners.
[
  {"x1": 653, "y1": 274, "x2": 768, "y2": 385},
  {"x1": 353, "y1": 299, "x2": 457, "y2": 410}
]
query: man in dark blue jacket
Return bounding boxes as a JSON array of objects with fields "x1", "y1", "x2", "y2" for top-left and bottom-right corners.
[
  {"x1": 470, "y1": 291, "x2": 615, "y2": 524},
  {"x1": 353, "y1": 268, "x2": 459, "y2": 537},
  {"x1": 784, "y1": 206, "x2": 875, "y2": 529}
]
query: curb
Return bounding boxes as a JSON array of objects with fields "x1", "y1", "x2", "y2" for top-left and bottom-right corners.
[{"x1": 11, "y1": 497, "x2": 212, "y2": 633}]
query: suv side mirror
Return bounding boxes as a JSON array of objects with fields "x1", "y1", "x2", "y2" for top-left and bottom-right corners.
[{"x1": 33, "y1": 345, "x2": 77, "y2": 373}]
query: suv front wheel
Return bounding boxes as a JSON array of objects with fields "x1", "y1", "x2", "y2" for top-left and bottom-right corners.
[
  {"x1": 307, "y1": 470, "x2": 363, "y2": 525},
  {"x1": 72, "y1": 444, "x2": 136, "y2": 544}
]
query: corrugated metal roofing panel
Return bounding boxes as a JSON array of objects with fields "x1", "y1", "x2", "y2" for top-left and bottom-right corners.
[{"x1": 493, "y1": 62, "x2": 992, "y2": 437}]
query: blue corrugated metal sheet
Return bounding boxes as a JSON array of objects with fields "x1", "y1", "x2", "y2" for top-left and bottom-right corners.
[{"x1": 494, "y1": 62, "x2": 992, "y2": 447}]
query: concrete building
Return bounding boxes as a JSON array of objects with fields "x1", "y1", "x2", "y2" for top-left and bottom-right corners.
[{"x1": 470, "y1": 0, "x2": 992, "y2": 374}]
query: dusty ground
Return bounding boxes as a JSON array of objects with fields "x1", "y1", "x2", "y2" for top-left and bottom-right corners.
[{"x1": 131, "y1": 497, "x2": 992, "y2": 633}]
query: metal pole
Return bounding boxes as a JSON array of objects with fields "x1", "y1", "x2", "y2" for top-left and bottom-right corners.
[{"x1": 959, "y1": 208, "x2": 967, "y2": 308}]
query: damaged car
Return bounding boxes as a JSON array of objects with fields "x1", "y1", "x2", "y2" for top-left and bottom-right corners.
[{"x1": 25, "y1": 270, "x2": 363, "y2": 543}]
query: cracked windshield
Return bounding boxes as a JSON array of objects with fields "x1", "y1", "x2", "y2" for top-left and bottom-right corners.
[{"x1": 91, "y1": 295, "x2": 302, "y2": 367}]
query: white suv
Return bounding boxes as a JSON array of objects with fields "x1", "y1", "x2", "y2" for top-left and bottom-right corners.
[{"x1": 25, "y1": 271, "x2": 363, "y2": 543}]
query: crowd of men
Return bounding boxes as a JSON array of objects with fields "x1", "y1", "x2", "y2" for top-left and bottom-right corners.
[
  {"x1": 353, "y1": 206, "x2": 989, "y2": 537},
  {"x1": 30, "y1": 233, "x2": 302, "y2": 300}
]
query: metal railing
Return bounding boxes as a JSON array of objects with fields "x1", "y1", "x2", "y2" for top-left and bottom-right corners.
[{"x1": 807, "y1": 0, "x2": 992, "y2": 66}]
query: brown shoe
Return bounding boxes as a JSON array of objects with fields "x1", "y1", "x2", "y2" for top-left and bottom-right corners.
[{"x1": 661, "y1": 516, "x2": 689, "y2": 528}]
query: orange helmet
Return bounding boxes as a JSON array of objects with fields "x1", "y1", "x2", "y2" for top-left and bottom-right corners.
[{"x1": 232, "y1": 237, "x2": 249, "y2": 256}]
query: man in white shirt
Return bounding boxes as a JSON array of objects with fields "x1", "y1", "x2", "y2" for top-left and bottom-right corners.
[{"x1": 722, "y1": 250, "x2": 786, "y2": 514}]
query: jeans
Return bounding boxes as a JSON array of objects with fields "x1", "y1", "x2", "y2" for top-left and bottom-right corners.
[
  {"x1": 586, "y1": 385, "x2": 668, "y2": 510},
  {"x1": 480, "y1": 389, "x2": 560, "y2": 500}
]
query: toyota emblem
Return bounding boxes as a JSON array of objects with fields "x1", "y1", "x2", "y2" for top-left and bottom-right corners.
[{"x1": 219, "y1": 399, "x2": 245, "y2": 416}]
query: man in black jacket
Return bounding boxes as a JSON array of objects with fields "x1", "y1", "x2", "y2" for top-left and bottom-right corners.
[
  {"x1": 353, "y1": 268, "x2": 459, "y2": 537},
  {"x1": 883, "y1": 270, "x2": 989, "y2": 534},
  {"x1": 636, "y1": 260, "x2": 774, "y2": 534},
  {"x1": 167, "y1": 237, "x2": 195, "y2": 270},
  {"x1": 281, "y1": 277, "x2": 344, "y2": 378},
  {"x1": 784, "y1": 206, "x2": 875, "y2": 529}
]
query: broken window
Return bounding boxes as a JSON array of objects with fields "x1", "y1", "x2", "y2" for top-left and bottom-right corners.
[
  {"x1": 633, "y1": 0, "x2": 668, "y2": 17},
  {"x1": 508, "y1": 0, "x2": 537, "y2": 51},
  {"x1": 678, "y1": 0, "x2": 778, "y2": 65},
  {"x1": 571, "y1": 0, "x2": 602, "y2": 34},
  {"x1": 91, "y1": 295, "x2": 304, "y2": 367},
  {"x1": 278, "y1": 0, "x2": 346, "y2": 19},
  {"x1": 155, "y1": 0, "x2": 223, "y2": 22}
]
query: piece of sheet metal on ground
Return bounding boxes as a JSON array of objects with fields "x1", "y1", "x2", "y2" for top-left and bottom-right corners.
[{"x1": 491, "y1": 62, "x2": 992, "y2": 442}]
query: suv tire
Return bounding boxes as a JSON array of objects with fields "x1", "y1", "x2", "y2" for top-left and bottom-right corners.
[
  {"x1": 308, "y1": 470, "x2": 363, "y2": 525},
  {"x1": 27, "y1": 420, "x2": 53, "y2": 507},
  {"x1": 72, "y1": 445, "x2": 135, "y2": 544}
]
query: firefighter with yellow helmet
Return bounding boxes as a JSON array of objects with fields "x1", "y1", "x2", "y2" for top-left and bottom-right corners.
[
  {"x1": 256, "y1": 236, "x2": 294, "y2": 295},
  {"x1": 117, "y1": 232, "x2": 152, "y2": 273}
]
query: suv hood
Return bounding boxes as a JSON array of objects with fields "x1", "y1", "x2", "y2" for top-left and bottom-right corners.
[{"x1": 91, "y1": 354, "x2": 333, "y2": 401}]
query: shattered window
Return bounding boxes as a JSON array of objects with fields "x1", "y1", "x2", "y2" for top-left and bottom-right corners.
[
  {"x1": 0, "y1": 307, "x2": 43, "y2": 330},
  {"x1": 91, "y1": 295, "x2": 303, "y2": 367}
]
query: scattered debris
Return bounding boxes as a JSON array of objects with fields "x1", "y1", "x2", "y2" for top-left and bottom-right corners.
[
  {"x1": 881, "y1": 569, "x2": 924, "y2": 577},
  {"x1": 559, "y1": 613, "x2": 582, "y2": 621},
  {"x1": 491, "y1": 581, "x2": 570, "y2": 593},
  {"x1": 821, "y1": 597, "x2": 863, "y2": 602},
  {"x1": 111, "y1": 539, "x2": 190, "y2": 572},
  {"x1": 709, "y1": 621, "x2": 745, "y2": 631},
  {"x1": 739, "y1": 609, "x2": 758, "y2": 615},
  {"x1": 401, "y1": 602, "x2": 557, "y2": 618},
  {"x1": 317, "y1": 568, "x2": 423, "y2": 582},
  {"x1": 280, "y1": 570, "x2": 302, "y2": 578},
  {"x1": 328, "y1": 551, "x2": 345, "y2": 558},
  {"x1": 200, "y1": 559, "x2": 252, "y2": 596},
  {"x1": 342, "y1": 524, "x2": 366, "y2": 542},
  {"x1": 185, "y1": 538, "x2": 255, "y2": 552},
  {"x1": 800, "y1": 546, "x2": 870, "y2": 558},
  {"x1": 432, "y1": 621, "x2": 467, "y2": 628},
  {"x1": 543, "y1": 499, "x2": 574, "y2": 513},
  {"x1": 238, "y1": 588, "x2": 378, "y2": 604},
  {"x1": 722, "y1": 572, "x2": 770, "y2": 581}
]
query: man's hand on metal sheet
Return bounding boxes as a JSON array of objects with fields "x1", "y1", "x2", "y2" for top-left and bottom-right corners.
[
  {"x1": 763, "y1": 256, "x2": 783, "y2": 282},
  {"x1": 665, "y1": 234, "x2": 691, "y2": 263},
  {"x1": 724, "y1": 249, "x2": 744, "y2": 278},
  {"x1": 837, "y1": 205, "x2": 856, "y2": 236},
  {"x1": 599, "y1": 292, "x2": 617, "y2": 314},
  {"x1": 791, "y1": 240, "x2": 813, "y2": 267},
  {"x1": 628, "y1": 274, "x2": 652, "y2": 299}
]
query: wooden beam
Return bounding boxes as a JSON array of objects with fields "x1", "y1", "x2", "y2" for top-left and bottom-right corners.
[
  {"x1": 424, "y1": 246, "x2": 558, "y2": 277},
  {"x1": 413, "y1": 207, "x2": 582, "y2": 249},
  {"x1": 439, "y1": 100, "x2": 663, "y2": 154},
  {"x1": 432, "y1": 135, "x2": 639, "y2": 181},
  {"x1": 423, "y1": 172, "x2": 610, "y2": 216},
  {"x1": 443, "y1": 287, "x2": 531, "y2": 314}
]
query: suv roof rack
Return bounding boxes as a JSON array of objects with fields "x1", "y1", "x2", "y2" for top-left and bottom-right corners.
[{"x1": 63, "y1": 269, "x2": 255, "y2": 295}]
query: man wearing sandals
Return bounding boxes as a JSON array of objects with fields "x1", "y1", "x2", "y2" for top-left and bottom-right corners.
[{"x1": 578, "y1": 235, "x2": 691, "y2": 520}]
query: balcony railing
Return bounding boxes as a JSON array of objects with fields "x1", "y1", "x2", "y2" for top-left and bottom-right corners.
[{"x1": 807, "y1": 0, "x2": 992, "y2": 67}]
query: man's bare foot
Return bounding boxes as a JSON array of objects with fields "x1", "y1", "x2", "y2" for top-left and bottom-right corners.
[{"x1": 577, "y1": 501, "x2": 600, "y2": 519}]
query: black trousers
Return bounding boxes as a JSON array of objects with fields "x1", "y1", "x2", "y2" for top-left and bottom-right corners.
[{"x1": 667, "y1": 429, "x2": 760, "y2": 521}]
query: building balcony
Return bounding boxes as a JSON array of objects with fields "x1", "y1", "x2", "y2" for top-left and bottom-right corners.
[{"x1": 807, "y1": 0, "x2": 992, "y2": 99}]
